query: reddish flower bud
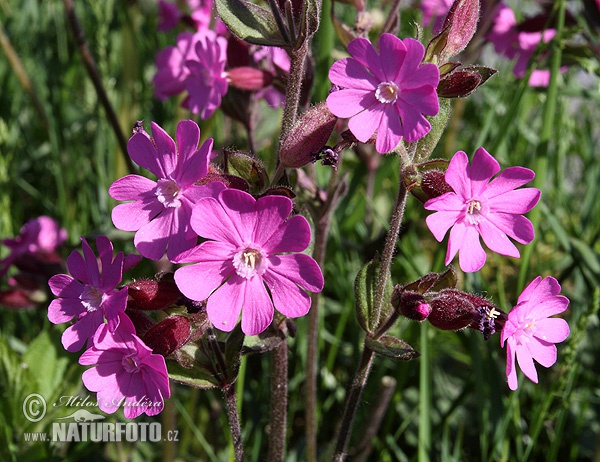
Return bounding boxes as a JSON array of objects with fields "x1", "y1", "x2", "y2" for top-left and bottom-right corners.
[
  {"x1": 125, "y1": 308, "x2": 156, "y2": 338},
  {"x1": 227, "y1": 67, "x2": 273, "y2": 91},
  {"x1": 128, "y1": 278, "x2": 182, "y2": 311},
  {"x1": 142, "y1": 315, "x2": 192, "y2": 356},
  {"x1": 438, "y1": 66, "x2": 497, "y2": 98},
  {"x1": 420, "y1": 170, "x2": 453, "y2": 199},
  {"x1": 280, "y1": 102, "x2": 337, "y2": 168},
  {"x1": 441, "y1": 0, "x2": 480, "y2": 59},
  {"x1": 392, "y1": 289, "x2": 431, "y2": 321},
  {"x1": 0, "y1": 289, "x2": 36, "y2": 309}
]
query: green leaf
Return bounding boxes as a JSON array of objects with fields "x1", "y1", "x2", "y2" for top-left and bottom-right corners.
[
  {"x1": 354, "y1": 257, "x2": 394, "y2": 334},
  {"x1": 224, "y1": 149, "x2": 268, "y2": 193},
  {"x1": 168, "y1": 344, "x2": 220, "y2": 389},
  {"x1": 365, "y1": 335, "x2": 420, "y2": 361},
  {"x1": 22, "y1": 330, "x2": 69, "y2": 400},
  {"x1": 215, "y1": 0, "x2": 288, "y2": 46}
]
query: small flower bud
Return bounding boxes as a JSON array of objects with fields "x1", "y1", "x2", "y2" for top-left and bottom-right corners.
[
  {"x1": 441, "y1": 0, "x2": 480, "y2": 59},
  {"x1": 280, "y1": 102, "x2": 337, "y2": 168},
  {"x1": 128, "y1": 278, "x2": 182, "y2": 311},
  {"x1": 427, "y1": 289, "x2": 476, "y2": 331},
  {"x1": 392, "y1": 288, "x2": 431, "y2": 321},
  {"x1": 437, "y1": 66, "x2": 497, "y2": 98},
  {"x1": 142, "y1": 315, "x2": 192, "y2": 356},
  {"x1": 227, "y1": 67, "x2": 273, "y2": 91},
  {"x1": 420, "y1": 170, "x2": 453, "y2": 199}
]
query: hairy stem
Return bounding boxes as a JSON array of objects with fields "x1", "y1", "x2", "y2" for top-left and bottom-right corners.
[
  {"x1": 306, "y1": 166, "x2": 341, "y2": 462},
  {"x1": 267, "y1": 337, "x2": 288, "y2": 462},
  {"x1": 332, "y1": 346, "x2": 375, "y2": 461},
  {"x1": 62, "y1": 0, "x2": 134, "y2": 173},
  {"x1": 279, "y1": 41, "x2": 308, "y2": 149},
  {"x1": 223, "y1": 384, "x2": 245, "y2": 462}
]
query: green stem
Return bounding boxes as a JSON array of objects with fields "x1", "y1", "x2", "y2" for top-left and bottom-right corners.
[
  {"x1": 223, "y1": 384, "x2": 245, "y2": 462},
  {"x1": 267, "y1": 337, "x2": 288, "y2": 462},
  {"x1": 332, "y1": 346, "x2": 375, "y2": 461},
  {"x1": 306, "y1": 166, "x2": 340, "y2": 462},
  {"x1": 418, "y1": 322, "x2": 431, "y2": 462},
  {"x1": 62, "y1": 0, "x2": 134, "y2": 173}
]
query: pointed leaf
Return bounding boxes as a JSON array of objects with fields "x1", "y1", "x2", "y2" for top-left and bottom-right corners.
[{"x1": 365, "y1": 335, "x2": 420, "y2": 361}]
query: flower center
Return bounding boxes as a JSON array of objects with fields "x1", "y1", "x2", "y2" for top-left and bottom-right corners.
[
  {"x1": 466, "y1": 199, "x2": 483, "y2": 225},
  {"x1": 232, "y1": 247, "x2": 266, "y2": 279},
  {"x1": 156, "y1": 178, "x2": 182, "y2": 208},
  {"x1": 375, "y1": 81, "x2": 399, "y2": 104},
  {"x1": 121, "y1": 352, "x2": 141, "y2": 373},
  {"x1": 80, "y1": 285, "x2": 103, "y2": 312}
]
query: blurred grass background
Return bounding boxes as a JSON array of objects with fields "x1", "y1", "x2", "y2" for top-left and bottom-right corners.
[{"x1": 1, "y1": 0, "x2": 599, "y2": 461}]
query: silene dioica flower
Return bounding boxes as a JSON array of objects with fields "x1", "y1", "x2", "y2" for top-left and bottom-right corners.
[
  {"x1": 501, "y1": 276, "x2": 570, "y2": 390},
  {"x1": 327, "y1": 33, "x2": 440, "y2": 154},
  {"x1": 174, "y1": 188, "x2": 324, "y2": 335},
  {"x1": 47, "y1": 236, "x2": 139, "y2": 352},
  {"x1": 79, "y1": 314, "x2": 171, "y2": 418},
  {"x1": 109, "y1": 120, "x2": 225, "y2": 261},
  {"x1": 425, "y1": 147, "x2": 541, "y2": 272}
]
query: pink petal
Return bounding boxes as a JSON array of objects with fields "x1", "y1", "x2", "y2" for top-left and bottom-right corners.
[
  {"x1": 394, "y1": 38, "x2": 426, "y2": 83},
  {"x1": 375, "y1": 105, "x2": 403, "y2": 153},
  {"x1": 48, "y1": 274, "x2": 81, "y2": 298},
  {"x1": 166, "y1": 206, "x2": 197, "y2": 261},
  {"x1": 218, "y1": 189, "x2": 259, "y2": 242},
  {"x1": 205, "y1": 276, "x2": 245, "y2": 332},
  {"x1": 378, "y1": 33, "x2": 407, "y2": 81},
  {"x1": 134, "y1": 210, "x2": 172, "y2": 260},
  {"x1": 93, "y1": 315, "x2": 137, "y2": 349},
  {"x1": 396, "y1": 106, "x2": 432, "y2": 143},
  {"x1": 532, "y1": 318, "x2": 570, "y2": 343},
  {"x1": 109, "y1": 175, "x2": 157, "y2": 201},
  {"x1": 505, "y1": 338, "x2": 519, "y2": 390},
  {"x1": 425, "y1": 210, "x2": 462, "y2": 242},
  {"x1": 487, "y1": 188, "x2": 541, "y2": 214},
  {"x1": 328, "y1": 58, "x2": 379, "y2": 90},
  {"x1": 175, "y1": 123, "x2": 211, "y2": 186},
  {"x1": 174, "y1": 243, "x2": 235, "y2": 301},
  {"x1": 347, "y1": 37, "x2": 384, "y2": 81},
  {"x1": 424, "y1": 192, "x2": 464, "y2": 212},
  {"x1": 484, "y1": 166, "x2": 535, "y2": 198},
  {"x1": 266, "y1": 253, "x2": 324, "y2": 293},
  {"x1": 399, "y1": 62, "x2": 439, "y2": 90},
  {"x1": 263, "y1": 270, "x2": 312, "y2": 318},
  {"x1": 111, "y1": 196, "x2": 163, "y2": 232},
  {"x1": 81, "y1": 238, "x2": 100, "y2": 288},
  {"x1": 240, "y1": 276, "x2": 274, "y2": 336},
  {"x1": 262, "y1": 215, "x2": 311, "y2": 254},
  {"x1": 48, "y1": 298, "x2": 83, "y2": 324},
  {"x1": 62, "y1": 312, "x2": 104, "y2": 352},
  {"x1": 101, "y1": 288, "x2": 128, "y2": 331},
  {"x1": 326, "y1": 89, "x2": 378, "y2": 119},
  {"x1": 184, "y1": 181, "x2": 227, "y2": 203},
  {"x1": 469, "y1": 147, "x2": 500, "y2": 197},
  {"x1": 66, "y1": 249, "x2": 88, "y2": 283},
  {"x1": 151, "y1": 121, "x2": 178, "y2": 177},
  {"x1": 527, "y1": 338, "x2": 557, "y2": 368},
  {"x1": 486, "y1": 212, "x2": 534, "y2": 244},
  {"x1": 445, "y1": 151, "x2": 471, "y2": 199},
  {"x1": 478, "y1": 218, "x2": 520, "y2": 258},
  {"x1": 348, "y1": 105, "x2": 384, "y2": 142},
  {"x1": 397, "y1": 85, "x2": 440, "y2": 117},
  {"x1": 252, "y1": 195, "x2": 293, "y2": 246},
  {"x1": 127, "y1": 132, "x2": 165, "y2": 178},
  {"x1": 190, "y1": 197, "x2": 244, "y2": 246},
  {"x1": 531, "y1": 295, "x2": 570, "y2": 319},
  {"x1": 456, "y1": 225, "x2": 487, "y2": 272},
  {"x1": 515, "y1": 343, "x2": 538, "y2": 384}
]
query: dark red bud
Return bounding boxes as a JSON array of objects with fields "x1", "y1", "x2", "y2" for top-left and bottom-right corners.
[
  {"x1": 142, "y1": 315, "x2": 192, "y2": 356},
  {"x1": 437, "y1": 66, "x2": 497, "y2": 98},
  {"x1": 421, "y1": 170, "x2": 453, "y2": 200},
  {"x1": 128, "y1": 278, "x2": 182, "y2": 311},
  {"x1": 227, "y1": 67, "x2": 273, "y2": 91},
  {"x1": 280, "y1": 102, "x2": 337, "y2": 168},
  {"x1": 427, "y1": 289, "x2": 476, "y2": 331},
  {"x1": 392, "y1": 288, "x2": 431, "y2": 321}
]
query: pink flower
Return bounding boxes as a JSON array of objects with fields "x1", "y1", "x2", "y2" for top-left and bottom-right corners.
[
  {"x1": 421, "y1": 0, "x2": 453, "y2": 31},
  {"x1": 424, "y1": 148, "x2": 541, "y2": 273},
  {"x1": 326, "y1": 33, "x2": 440, "y2": 154},
  {"x1": 183, "y1": 32, "x2": 228, "y2": 119},
  {"x1": 500, "y1": 276, "x2": 570, "y2": 390},
  {"x1": 252, "y1": 46, "x2": 290, "y2": 108},
  {"x1": 1, "y1": 216, "x2": 67, "y2": 277},
  {"x1": 153, "y1": 32, "x2": 204, "y2": 101},
  {"x1": 173, "y1": 189, "x2": 324, "y2": 335},
  {"x1": 109, "y1": 120, "x2": 226, "y2": 261},
  {"x1": 157, "y1": 1, "x2": 181, "y2": 32},
  {"x1": 79, "y1": 314, "x2": 171, "y2": 418},
  {"x1": 48, "y1": 237, "x2": 140, "y2": 352}
]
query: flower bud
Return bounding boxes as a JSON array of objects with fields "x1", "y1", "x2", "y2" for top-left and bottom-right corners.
[
  {"x1": 420, "y1": 170, "x2": 453, "y2": 200},
  {"x1": 128, "y1": 278, "x2": 182, "y2": 311},
  {"x1": 280, "y1": 102, "x2": 337, "y2": 168},
  {"x1": 227, "y1": 67, "x2": 273, "y2": 91},
  {"x1": 392, "y1": 288, "x2": 431, "y2": 321},
  {"x1": 427, "y1": 289, "x2": 476, "y2": 331},
  {"x1": 0, "y1": 289, "x2": 36, "y2": 309},
  {"x1": 437, "y1": 66, "x2": 497, "y2": 98},
  {"x1": 142, "y1": 315, "x2": 192, "y2": 356},
  {"x1": 441, "y1": 0, "x2": 480, "y2": 59}
]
